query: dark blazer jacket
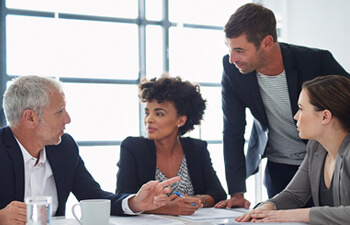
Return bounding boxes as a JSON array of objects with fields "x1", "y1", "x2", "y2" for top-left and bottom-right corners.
[
  {"x1": 116, "y1": 136, "x2": 227, "y2": 203},
  {"x1": 221, "y1": 42, "x2": 350, "y2": 194},
  {"x1": 0, "y1": 126, "x2": 129, "y2": 216}
]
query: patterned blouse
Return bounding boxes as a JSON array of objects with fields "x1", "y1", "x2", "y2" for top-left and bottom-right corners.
[{"x1": 155, "y1": 155, "x2": 195, "y2": 196}]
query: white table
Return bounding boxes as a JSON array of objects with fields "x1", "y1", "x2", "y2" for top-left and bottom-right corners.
[
  {"x1": 52, "y1": 216, "x2": 309, "y2": 225},
  {"x1": 52, "y1": 215, "x2": 219, "y2": 225},
  {"x1": 51, "y1": 208, "x2": 309, "y2": 225}
]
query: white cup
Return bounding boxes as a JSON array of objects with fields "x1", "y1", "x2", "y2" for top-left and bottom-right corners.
[
  {"x1": 25, "y1": 196, "x2": 52, "y2": 225},
  {"x1": 72, "y1": 199, "x2": 111, "y2": 225}
]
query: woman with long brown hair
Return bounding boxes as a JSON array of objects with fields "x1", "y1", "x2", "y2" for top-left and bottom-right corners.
[{"x1": 237, "y1": 75, "x2": 350, "y2": 224}]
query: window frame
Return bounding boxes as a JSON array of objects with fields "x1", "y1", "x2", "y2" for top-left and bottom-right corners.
[
  {"x1": 0, "y1": 0, "x2": 223, "y2": 146},
  {"x1": 0, "y1": 0, "x2": 266, "y2": 205}
]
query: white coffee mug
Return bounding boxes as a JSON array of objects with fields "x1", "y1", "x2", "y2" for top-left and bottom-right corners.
[
  {"x1": 72, "y1": 199, "x2": 111, "y2": 225},
  {"x1": 25, "y1": 196, "x2": 52, "y2": 225}
]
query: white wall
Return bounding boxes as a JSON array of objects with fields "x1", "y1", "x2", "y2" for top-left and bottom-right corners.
[{"x1": 281, "y1": 0, "x2": 350, "y2": 72}]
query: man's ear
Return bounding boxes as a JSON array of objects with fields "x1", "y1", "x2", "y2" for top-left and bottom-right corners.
[
  {"x1": 22, "y1": 109, "x2": 37, "y2": 127},
  {"x1": 261, "y1": 35, "x2": 274, "y2": 51}
]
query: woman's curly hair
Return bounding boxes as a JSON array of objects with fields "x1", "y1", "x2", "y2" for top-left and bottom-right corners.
[{"x1": 139, "y1": 74, "x2": 206, "y2": 135}]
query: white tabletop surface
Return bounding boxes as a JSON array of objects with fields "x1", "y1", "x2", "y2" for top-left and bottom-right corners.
[{"x1": 52, "y1": 208, "x2": 309, "y2": 225}]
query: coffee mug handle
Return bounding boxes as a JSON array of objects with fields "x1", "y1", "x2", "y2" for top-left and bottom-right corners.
[{"x1": 72, "y1": 203, "x2": 83, "y2": 225}]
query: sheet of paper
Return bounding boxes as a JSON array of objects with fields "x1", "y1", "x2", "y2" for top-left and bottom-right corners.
[
  {"x1": 52, "y1": 215, "x2": 185, "y2": 225},
  {"x1": 186, "y1": 218, "x2": 309, "y2": 225},
  {"x1": 179, "y1": 207, "x2": 248, "y2": 220},
  {"x1": 109, "y1": 214, "x2": 185, "y2": 225},
  {"x1": 218, "y1": 222, "x2": 309, "y2": 225}
]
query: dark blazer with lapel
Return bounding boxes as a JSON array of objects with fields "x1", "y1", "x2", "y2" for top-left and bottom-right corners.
[
  {"x1": 221, "y1": 42, "x2": 350, "y2": 194},
  {"x1": 116, "y1": 136, "x2": 227, "y2": 203},
  {"x1": 0, "y1": 126, "x2": 129, "y2": 216}
]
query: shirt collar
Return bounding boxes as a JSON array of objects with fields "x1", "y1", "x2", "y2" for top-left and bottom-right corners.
[{"x1": 15, "y1": 138, "x2": 47, "y2": 166}]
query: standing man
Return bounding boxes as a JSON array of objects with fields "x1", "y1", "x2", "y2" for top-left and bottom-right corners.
[
  {"x1": 215, "y1": 3, "x2": 349, "y2": 209},
  {"x1": 0, "y1": 75, "x2": 182, "y2": 225}
]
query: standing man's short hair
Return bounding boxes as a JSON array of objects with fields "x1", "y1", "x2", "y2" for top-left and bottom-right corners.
[
  {"x1": 3, "y1": 75, "x2": 63, "y2": 127},
  {"x1": 224, "y1": 3, "x2": 277, "y2": 48}
]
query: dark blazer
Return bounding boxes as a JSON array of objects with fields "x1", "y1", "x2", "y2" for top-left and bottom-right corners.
[
  {"x1": 222, "y1": 42, "x2": 350, "y2": 194},
  {"x1": 0, "y1": 126, "x2": 129, "y2": 216},
  {"x1": 268, "y1": 133, "x2": 350, "y2": 225},
  {"x1": 116, "y1": 136, "x2": 227, "y2": 203}
]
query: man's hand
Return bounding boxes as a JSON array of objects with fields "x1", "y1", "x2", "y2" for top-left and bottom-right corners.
[
  {"x1": 128, "y1": 176, "x2": 180, "y2": 212},
  {"x1": 214, "y1": 193, "x2": 250, "y2": 209},
  {"x1": 0, "y1": 201, "x2": 26, "y2": 225}
]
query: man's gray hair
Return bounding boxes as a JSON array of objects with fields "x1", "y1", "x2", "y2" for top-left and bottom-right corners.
[{"x1": 3, "y1": 75, "x2": 63, "y2": 127}]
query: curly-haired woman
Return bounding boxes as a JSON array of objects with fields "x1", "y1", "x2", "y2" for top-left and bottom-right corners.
[{"x1": 116, "y1": 74, "x2": 227, "y2": 215}]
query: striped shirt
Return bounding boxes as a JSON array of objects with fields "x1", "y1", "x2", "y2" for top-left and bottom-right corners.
[{"x1": 256, "y1": 71, "x2": 306, "y2": 165}]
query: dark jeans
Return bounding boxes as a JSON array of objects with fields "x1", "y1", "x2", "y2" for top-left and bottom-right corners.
[{"x1": 264, "y1": 160, "x2": 314, "y2": 207}]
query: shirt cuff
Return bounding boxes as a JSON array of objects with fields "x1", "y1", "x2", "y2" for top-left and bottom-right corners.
[{"x1": 122, "y1": 194, "x2": 143, "y2": 215}]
